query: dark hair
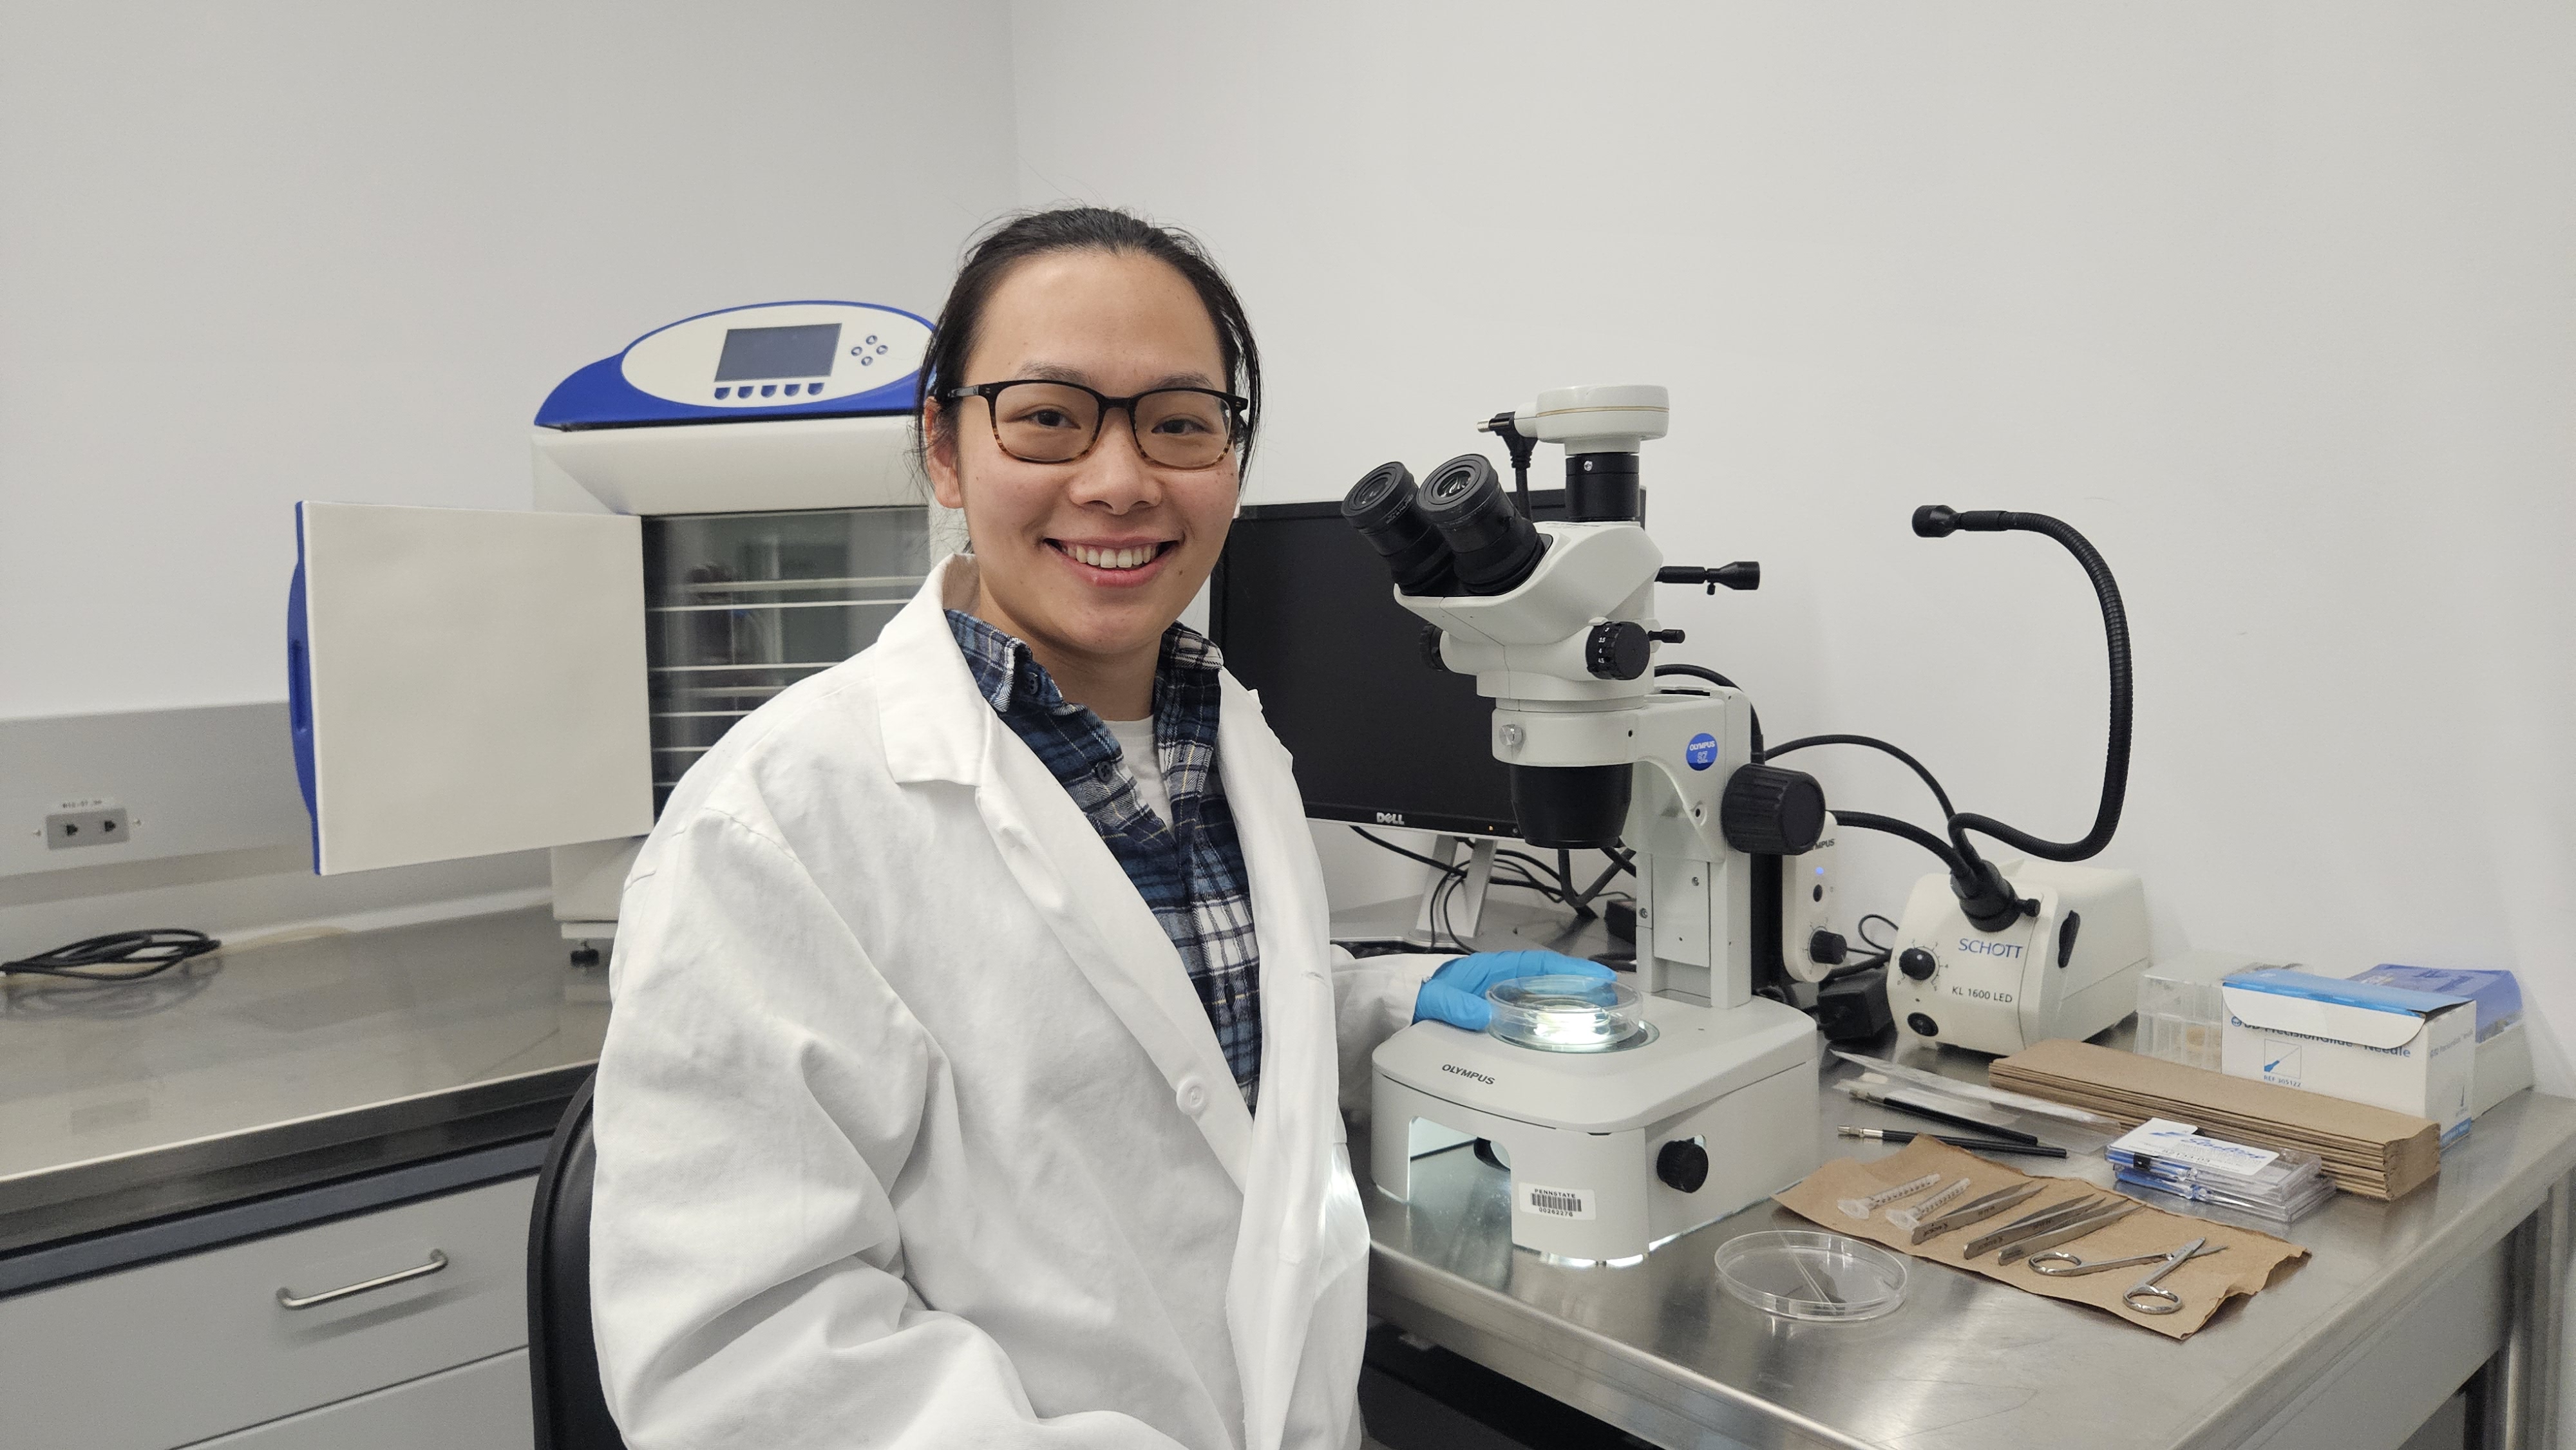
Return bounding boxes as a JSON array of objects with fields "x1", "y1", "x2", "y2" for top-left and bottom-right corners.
[{"x1": 916, "y1": 205, "x2": 1262, "y2": 476}]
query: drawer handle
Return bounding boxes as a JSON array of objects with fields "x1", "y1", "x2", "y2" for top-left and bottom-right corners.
[{"x1": 276, "y1": 1249, "x2": 450, "y2": 1310}]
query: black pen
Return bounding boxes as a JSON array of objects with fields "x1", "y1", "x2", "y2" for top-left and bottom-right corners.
[{"x1": 1837, "y1": 1125, "x2": 2069, "y2": 1159}]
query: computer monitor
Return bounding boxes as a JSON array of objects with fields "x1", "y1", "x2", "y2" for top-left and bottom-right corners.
[{"x1": 1207, "y1": 490, "x2": 1571, "y2": 838}]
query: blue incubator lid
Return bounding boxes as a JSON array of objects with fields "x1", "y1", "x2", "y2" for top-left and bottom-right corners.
[{"x1": 535, "y1": 300, "x2": 933, "y2": 429}]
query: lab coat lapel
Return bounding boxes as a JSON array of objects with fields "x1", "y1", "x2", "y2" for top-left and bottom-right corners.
[
  {"x1": 1215, "y1": 679, "x2": 1343, "y2": 1450},
  {"x1": 874, "y1": 557, "x2": 1254, "y2": 1190},
  {"x1": 975, "y1": 731, "x2": 1254, "y2": 1189}
]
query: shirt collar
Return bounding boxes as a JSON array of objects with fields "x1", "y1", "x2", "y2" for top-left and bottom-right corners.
[{"x1": 945, "y1": 609, "x2": 1226, "y2": 720}]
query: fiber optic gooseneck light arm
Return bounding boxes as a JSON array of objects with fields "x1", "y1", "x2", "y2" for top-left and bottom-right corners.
[{"x1": 1902, "y1": 504, "x2": 2134, "y2": 930}]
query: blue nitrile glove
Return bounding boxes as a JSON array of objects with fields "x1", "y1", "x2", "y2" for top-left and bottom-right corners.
[{"x1": 1414, "y1": 950, "x2": 1618, "y2": 1031}]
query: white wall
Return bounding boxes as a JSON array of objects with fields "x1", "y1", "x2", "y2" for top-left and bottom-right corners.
[
  {"x1": 1010, "y1": 3, "x2": 2576, "y2": 1077},
  {"x1": 0, "y1": 0, "x2": 1018, "y2": 719},
  {"x1": 0, "y1": 2, "x2": 1019, "y2": 946}
]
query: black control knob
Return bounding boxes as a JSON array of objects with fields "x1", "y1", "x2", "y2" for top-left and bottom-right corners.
[
  {"x1": 1898, "y1": 946, "x2": 1937, "y2": 981},
  {"x1": 1718, "y1": 765, "x2": 1826, "y2": 854},
  {"x1": 1656, "y1": 1139, "x2": 1710, "y2": 1194},
  {"x1": 1419, "y1": 623, "x2": 1449, "y2": 673},
  {"x1": 1584, "y1": 621, "x2": 1651, "y2": 680},
  {"x1": 1809, "y1": 930, "x2": 1848, "y2": 966},
  {"x1": 1906, "y1": 1012, "x2": 1940, "y2": 1038}
]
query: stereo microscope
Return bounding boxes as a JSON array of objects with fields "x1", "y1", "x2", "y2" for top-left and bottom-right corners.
[{"x1": 1346, "y1": 384, "x2": 1826, "y2": 1263}]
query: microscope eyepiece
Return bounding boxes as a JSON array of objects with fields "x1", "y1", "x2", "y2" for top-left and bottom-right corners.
[
  {"x1": 1341, "y1": 462, "x2": 1459, "y2": 596},
  {"x1": 1418, "y1": 453, "x2": 1546, "y2": 595}
]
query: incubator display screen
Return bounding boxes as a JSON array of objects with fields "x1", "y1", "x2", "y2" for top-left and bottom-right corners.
[
  {"x1": 1209, "y1": 493, "x2": 1571, "y2": 838},
  {"x1": 714, "y1": 323, "x2": 843, "y2": 382}
]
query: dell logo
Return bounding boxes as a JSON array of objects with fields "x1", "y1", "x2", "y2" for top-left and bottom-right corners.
[{"x1": 1376, "y1": 811, "x2": 1407, "y2": 825}]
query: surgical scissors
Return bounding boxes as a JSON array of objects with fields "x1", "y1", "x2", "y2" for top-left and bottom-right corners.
[{"x1": 2028, "y1": 1236, "x2": 2226, "y2": 1315}]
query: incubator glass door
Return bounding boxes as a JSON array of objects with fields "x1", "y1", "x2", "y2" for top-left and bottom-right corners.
[{"x1": 643, "y1": 507, "x2": 931, "y2": 809}]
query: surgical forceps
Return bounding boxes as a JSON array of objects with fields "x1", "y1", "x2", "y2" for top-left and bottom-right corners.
[{"x1": 2029, "y1": 1236, "x2": 2226, "y2": 1315}]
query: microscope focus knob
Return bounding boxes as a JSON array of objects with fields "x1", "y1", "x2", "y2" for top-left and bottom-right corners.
[
  {"x1": 1584, "y1": 621, "x2": 1652, "y2": 680},
  {"x1": 1656, "y1": 1139, "x2": 1710, "y2": 1194},
  {"x1": 1718, "y1": 765, "x2": 1827, "y2": 854},
  {"x1": 1898, "y1": 947, "x2": 1938, "y2": 981}
]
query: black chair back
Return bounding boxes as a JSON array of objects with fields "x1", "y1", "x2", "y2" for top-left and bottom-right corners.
[{"x1": 526, "y1": 1071, "x2": 627, "y2": 1450}]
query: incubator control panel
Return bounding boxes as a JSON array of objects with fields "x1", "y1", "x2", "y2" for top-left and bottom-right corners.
[{"x1": 535, "y1": 300, "x2": 932, "y2": 429}]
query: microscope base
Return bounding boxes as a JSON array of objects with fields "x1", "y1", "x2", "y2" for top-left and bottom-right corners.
[{"x1": 1370, "y1": 995, "x2": 1819, "y2": 1262}]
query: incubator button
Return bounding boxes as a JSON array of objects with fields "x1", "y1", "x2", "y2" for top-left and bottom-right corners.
[
  {"x1": 761, "y1": 384, "x2": 777, "y2": 397},
  {"x1": 1177, "y1": 1078, "x2": 1209, "y2": 1116},
  {"x1": 714, "y1": 388, "x2": 730, "y2": 399}
]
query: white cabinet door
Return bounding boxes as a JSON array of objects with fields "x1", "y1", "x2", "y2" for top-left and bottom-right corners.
[
  {"x1": 0, "y1": 1176, "x2": 534, "y2": 1450},
  {"x1": 290, "y1": 502, "x2": 654, "y2": 874},
  {"x1": 182, "y1": 1349, "x2": 532, "y2": 1450}
]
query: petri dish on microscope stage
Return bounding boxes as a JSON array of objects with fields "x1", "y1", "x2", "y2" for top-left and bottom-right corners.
[
  {"x1": 1714, "y1": 1230, "x2": 1909, "y2": 1323},
  {"x1": 1485, "y1": 974, "x2": 1646, "y2": 1052}
]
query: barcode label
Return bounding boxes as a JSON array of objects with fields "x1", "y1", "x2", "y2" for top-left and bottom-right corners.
[{"x1": 1517, "y1": 1183, "x2": 1596, "y2": 1220}]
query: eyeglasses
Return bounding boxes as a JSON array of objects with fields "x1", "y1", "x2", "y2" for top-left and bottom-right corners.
[{"x1": 943, "y1": 379, "x2": 1246, "y2": 470}]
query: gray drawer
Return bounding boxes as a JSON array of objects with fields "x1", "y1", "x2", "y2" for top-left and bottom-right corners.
[
  {"x1": 0, "y1": 1174, "x2": 533, "y2": 1450},
  {"x1": 182, "y1": 1349, "x2": 532, "y2": 1450}
]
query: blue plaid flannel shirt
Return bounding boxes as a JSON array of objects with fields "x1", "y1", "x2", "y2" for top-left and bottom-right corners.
[{"x1": 947, "y1": 610, "x2": 1264, "y2": 1109}]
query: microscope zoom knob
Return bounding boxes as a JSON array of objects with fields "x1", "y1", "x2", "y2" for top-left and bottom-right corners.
[
  {"x1": 1656, "y1": 1139, "x2": 1710, "y2": 1194},
  {"x1": 1899, "y1": 947, "x2": 1938, "y2": 981},
  {"x1": 1584, "y1": 621, "x2": 1652, "y2": 680},
  {"x1": 1718, "y1": 765, "x2": 1827, "y2": 854}
]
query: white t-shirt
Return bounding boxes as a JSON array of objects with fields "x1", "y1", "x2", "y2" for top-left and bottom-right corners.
[{"x1": 1102, "y1": 716, "x2": 1171, "y2": 826}]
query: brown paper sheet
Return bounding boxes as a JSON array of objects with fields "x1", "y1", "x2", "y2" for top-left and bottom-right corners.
[
  {"x1": 1774, "y1": 1137, "x2": 2307, "y2": 1339},
  {"x1": 1992, "y1": 1038, "x2": 2440, "y2": 1200}
]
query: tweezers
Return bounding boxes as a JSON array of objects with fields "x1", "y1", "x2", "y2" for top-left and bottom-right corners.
[
  {"x1": 1908, "y1": 1182, "x2": 2045, "y2": 1245},
  {"x1": 1997, "y1": 1202, "x2": 2142, "y2": 1266},
  {"x1": 1961, "y1": 1194, "x2": 2112, "y2": 1259}
]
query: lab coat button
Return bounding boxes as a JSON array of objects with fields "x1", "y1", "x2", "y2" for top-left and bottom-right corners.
[{"x1": 1177, "y1": 1078, "x2": 1209, "y2": 1116}]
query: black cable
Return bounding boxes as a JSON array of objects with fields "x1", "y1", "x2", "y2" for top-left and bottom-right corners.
[
  {"x1": 1759, "y1": 733, "x2": 1958, "y2": 820},
  {"x1": 1821, "y1": 956, "x2": 1888, "y2": 984},
  {"x1": 4, "y1": 928, "x2": 222, "y2": 983},
  {"x1": 1352, "y1": 826, "x2": 1572, "y2": 918},
  {"x1": 1914, "y1": 507, "x2": 2132, "y2": 865},
  {"x1": 1351, "y1": 827, "x2": 1468, "y2": 880},
  {"x1": 1855, "y1": 912, "x2": 1901, "y2": 956},
  {"x1": 1832, "y1": 811, "x2": 1972, "y2": 878},
  {"x1": 1432, "y1": 867, "x2": 1472, "y2": 952},
  {"x1": 1820, "y1": 912, "x2": 1900, "y2": 983}
]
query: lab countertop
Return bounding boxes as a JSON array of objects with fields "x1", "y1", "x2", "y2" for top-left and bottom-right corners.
[
  {"x1": 0, "y1": 907, "x2": 596, "y2": 1276},
  {"x1": 1357, "y1": 1020, "x2": 2576, "y2": 1450},
  {"x1": 6, "y1": 900, "x2": 2571, "y2": 1450}
]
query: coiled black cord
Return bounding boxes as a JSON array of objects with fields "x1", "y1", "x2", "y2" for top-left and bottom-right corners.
[{"x1": 4, "y1": 928, "x2": 222, "y2": 983}]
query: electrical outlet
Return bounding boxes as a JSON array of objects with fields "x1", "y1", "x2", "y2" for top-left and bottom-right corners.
[{"x1": 44, "y1": 802, "x2": 130, "y2": 851}]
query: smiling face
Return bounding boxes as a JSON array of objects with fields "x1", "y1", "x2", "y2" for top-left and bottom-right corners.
[{"x1": 925, "y1": 248, "x2": 1240, "y2": 716}]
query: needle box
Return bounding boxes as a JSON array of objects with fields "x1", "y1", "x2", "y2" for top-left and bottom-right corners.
[{"x1": 2220, "y1": 969, "x2": 2476, "y2": 1144}]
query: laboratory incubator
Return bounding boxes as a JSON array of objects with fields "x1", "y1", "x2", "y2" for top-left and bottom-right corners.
[{"x1": 288, "y1": 301, "x2": 935, "y2": 937}]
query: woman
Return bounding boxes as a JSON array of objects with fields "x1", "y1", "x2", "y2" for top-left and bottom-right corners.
[{"x1": 589, "y1": 207, "x2": 1606, "y2": 1450}]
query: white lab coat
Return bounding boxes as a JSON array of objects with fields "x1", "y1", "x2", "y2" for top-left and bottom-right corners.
[{"x1": 591, "y1": 554, "x2": 1441, "y2": 1450}]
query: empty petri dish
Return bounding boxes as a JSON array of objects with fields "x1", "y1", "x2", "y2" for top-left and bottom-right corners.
[
  {"x1": 1486, "y1": 974, "x2": 1645, "y2": 1052},
  {"x1": 1714, "y1": 1230, "x2": 1909, "y2": 1322}
]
